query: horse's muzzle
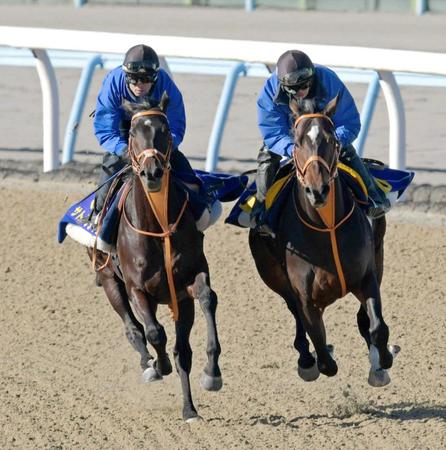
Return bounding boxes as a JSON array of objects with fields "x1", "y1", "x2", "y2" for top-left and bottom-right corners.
[
  {"x1": 140, "y1": 169, "x2": 164, "y2": 192},
  {"x1": 306, "y1": 184, "x2": 330, "y2": 208}
]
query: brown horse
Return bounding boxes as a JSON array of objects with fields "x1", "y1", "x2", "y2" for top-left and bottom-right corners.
[
  {"x1": 90, "y1": 93, "x2": 222, "y2": 422},
  {"x1": 249, "y1": 95, "x2": 398, "y2": 387}
]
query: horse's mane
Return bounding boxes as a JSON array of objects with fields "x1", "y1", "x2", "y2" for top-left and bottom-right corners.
[{"x1": 295, "y1": 98, "x2": 317, "y2": 115}]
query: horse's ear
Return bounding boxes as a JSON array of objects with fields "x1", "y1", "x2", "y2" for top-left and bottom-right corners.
[
  {"x1": 159, "y1": 91, "x2": 170, "y2": 113},
  {"x1": 122, "y1": 99, "x2": 140, "y2": 117},
  {"x1": 323, "y1": 93, "x2": 340, "y2": 118}
]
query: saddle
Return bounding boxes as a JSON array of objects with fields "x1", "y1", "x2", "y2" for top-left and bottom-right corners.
[{"x1": 225, "y1": 160, "x2": 415, "y2": 230}]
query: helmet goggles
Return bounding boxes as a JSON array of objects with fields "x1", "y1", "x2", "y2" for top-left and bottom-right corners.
[
  {"x1": 123, "y1": 60, "x2": 158, "y2": 73},
  {"x1": 126, "y1": 72, "x2": 158, "y2": 85},
  {"x1": 282, "y1": 80, "x2": 311, "y2": 96},
  {"x1": 123, "y1": 61, "x2": 159, "y2": 85},
  {"x1": 280, "y1": 67, "x2": 314, "y2": 87}
]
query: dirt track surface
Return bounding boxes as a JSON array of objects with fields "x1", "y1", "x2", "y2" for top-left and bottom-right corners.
[{"x1": 1, "y1": 178, "x2": 445, "y2": 449}]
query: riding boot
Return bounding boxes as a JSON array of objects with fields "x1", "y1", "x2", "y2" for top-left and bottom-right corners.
[
  {"x1": 250, "y1": 146, "x2": 281, "y2": 231},
  {"x1": 340, "y1": 145, "x2": 391, "y2": 218}
]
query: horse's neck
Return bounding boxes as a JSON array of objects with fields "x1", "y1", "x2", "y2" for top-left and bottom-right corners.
[{"x1": 296, "y1": 177, "x2": 353, "y2": 228}]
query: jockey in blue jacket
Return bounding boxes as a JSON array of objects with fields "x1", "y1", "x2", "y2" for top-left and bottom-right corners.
[
  {"x1": 252, "y1": 49, "x2": 390, "y2": 227},
  {"x1": 93, "y1": 44, "x2": 197, "y2": 215}
]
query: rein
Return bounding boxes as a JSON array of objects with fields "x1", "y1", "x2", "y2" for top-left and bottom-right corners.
[
  {"x1": 123, "y1": 109, "x2": 189, "y2": 321},
  {"x1": 292, "y1": 112, "x2": 352, "y2": 298}
]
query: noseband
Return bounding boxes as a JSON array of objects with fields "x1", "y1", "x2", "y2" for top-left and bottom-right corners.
[
  {"x1": 292, "y1": 113, "x2": 340, "y2": 187},
  {"x1": 128, "y1": 110, "x2": 173, "y2": 175}
]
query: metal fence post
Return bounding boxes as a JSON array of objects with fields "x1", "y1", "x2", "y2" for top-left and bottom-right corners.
[
  {"x1": 245, "y1": 0, "x2": 255, "y2": 12},
  {"x1": 62, "y1": 55, "x2": 103, "y2": 164},
  {"x1": 415, "y1": 0, "x2": 428, "y2": 15},
  {"x1": 377, "y1": 70, "x2": 406, "y2": 169},
  {"x1": 205, "y1": 62, "x2": 246, "y2": 172},
  {"x1": 32, "y1": 49, "x2": 60, "y2": 172},
  {"x1": 354, "y1": 72, "x2": 380, "y2": 157}
]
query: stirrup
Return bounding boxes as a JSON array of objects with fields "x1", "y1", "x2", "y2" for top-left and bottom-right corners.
[
  {"x1": 367, "y1": 198, "x2": 391, "y2": 219},
  {"x1": 256, "y1": 223, "x2": 276, "y2": 238}
]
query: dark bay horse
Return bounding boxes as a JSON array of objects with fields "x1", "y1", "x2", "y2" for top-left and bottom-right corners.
[
  {"x1": 249, "y1": 95, "x2": 398, "y2": 387},
  {"x1": 90, "y1": 93, "x2": 222, "y2": 422}
]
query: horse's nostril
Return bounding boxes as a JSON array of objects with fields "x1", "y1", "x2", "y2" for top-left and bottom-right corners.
[
  {"x1": 321, "y1": 184, "x2": 330, "y2": 196},
  {"x1": 305, "y1": 187, "x2": 311, "y2": 194},
  {"x1": 154, "y1": 168, "x2": 163, "y2": 179}
]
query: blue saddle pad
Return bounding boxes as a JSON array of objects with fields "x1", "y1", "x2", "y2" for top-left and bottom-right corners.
[
  {"x1": 58, "y1": 191, "x2": 96, "y2": 244},
  {"x1": 58, "y1": 169, "x2": 249, "y2": 244}
]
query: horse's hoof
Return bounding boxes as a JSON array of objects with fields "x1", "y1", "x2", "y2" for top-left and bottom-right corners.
[
  {"x1": 200, "y1": 372, "x2": 223, "y2": 391},
  {"x1": 389, "y1": 345, "x2": 401, "y2": 357},
  {"x1": 185, "y1": 415, "x2": 203, "y2": 424},
  {"x1": 368, "y1": 368, "x2": 391, "y2": 387},
  {"x1": 141, "y1": 366, "x2": 163, "y2": 383},
  {"x1": 297, "y1": 362, "x2": 320, "y2": 382},
  {"x1": 156, "y1": 356, "x2": 173, "y2": 376}
]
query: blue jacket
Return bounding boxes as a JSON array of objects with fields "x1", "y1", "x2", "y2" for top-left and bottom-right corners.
[
  {"x1": 94, "y1": 67, "x2": 186, "y2": 156},
  {"x1": 257, "y1": 65, "x2": 361, "y2": 157}
]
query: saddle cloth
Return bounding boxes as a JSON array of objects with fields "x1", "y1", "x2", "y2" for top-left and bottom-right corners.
[
  {"x1": 58, "y1": 169, "x2": 249, "y2": 251},
  {"x1": 225, "y1": 162, "x2": 415, "y2": 229}
]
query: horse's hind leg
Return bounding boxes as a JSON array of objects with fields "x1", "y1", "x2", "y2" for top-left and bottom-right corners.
[
  {"x1": 173, "y1": 299, "x2": 200, "y2": 422},
  {"x1": 354, "y1": 271, "x2": 398, "y2": 387},
  {"x1": 189, "y1": 272, "x2": 222, "y2": 391},
  {"x1": 99, "y1": 271, "x2": 152, "y2": 370}
]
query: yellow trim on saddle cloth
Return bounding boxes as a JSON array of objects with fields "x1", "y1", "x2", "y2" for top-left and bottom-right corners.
[
  {"x1": 337, "y1": 162, "x2": 392, "y2": 196},
  {"x1": 265, "y1": 173, "x2": 293, "y2": 209},
  {"x1": 374, "y1": 178, "x2": 392, "y2": 194},
  {"x1": 337, "y1": 162, "x2": 368, "y2": 198},
  {"x1": 240, "y1": 173, "x2": 294, "y2": 213}
]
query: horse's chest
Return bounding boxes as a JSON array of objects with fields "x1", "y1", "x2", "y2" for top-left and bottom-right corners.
[{"x1": 135, "y1": 252, "x2": 192, "y2": 299}]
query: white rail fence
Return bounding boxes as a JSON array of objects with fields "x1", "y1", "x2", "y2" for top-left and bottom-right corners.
[{"x1": 1, "y1": 26, "x2": 446, "y2": 172}]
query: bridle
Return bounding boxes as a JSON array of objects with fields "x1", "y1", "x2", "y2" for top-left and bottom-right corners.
[
  {"x1": 127, "y1": 110, "x2": 173, "y2": 175},
  {"x1": 292, "y1": 113, "x2": 340, "y2": 187}
]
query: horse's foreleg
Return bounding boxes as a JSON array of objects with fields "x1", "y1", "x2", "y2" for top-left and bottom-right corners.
[
  {"x1": 296, "y1": 300, "x2": 338, "y2": 377},
  {"x1": 174, "y1": 299, "x2": 200, "y2": 422},
  {"x1": 189, "y1": 272, "x2": 222, "y2": 392},
  {"x1": 354, "y1": 272, "x2": 397, "y2": 387},
  {"x1": 356, "y1": 304, "x2": 371, "y2": 348},
  {"x1": 282, "y1": 296, "x2": 317, "y2": 381},
  {"x1": 130, "y1": 289, "x2": 172, "y2": 381},
  {"x1": 100, "y1": 272, "x2": 152, "y2": 370}
]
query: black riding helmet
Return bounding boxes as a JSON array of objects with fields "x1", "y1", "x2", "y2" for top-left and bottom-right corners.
[
  {"x1": 277, "y1": 50, "x2": 315, "y2": 95},
  {"x1": 122, "y1": 44, "x2": 160, "y2": 84}
]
